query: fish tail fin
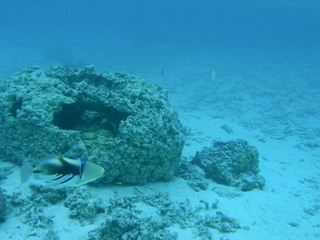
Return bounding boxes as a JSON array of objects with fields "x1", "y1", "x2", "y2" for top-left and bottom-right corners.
[{"x1": 20, "y1": 160, "x2": 33, "y2": 183}]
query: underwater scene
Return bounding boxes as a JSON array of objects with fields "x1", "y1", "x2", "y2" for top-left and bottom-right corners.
[{"x1": 0, "y1": 0, "x2": 319, "y2": 239}]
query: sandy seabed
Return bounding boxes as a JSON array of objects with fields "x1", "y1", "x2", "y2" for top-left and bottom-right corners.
[{"x1": 0, "y1": 51, "x2": 319, "y2": 240}]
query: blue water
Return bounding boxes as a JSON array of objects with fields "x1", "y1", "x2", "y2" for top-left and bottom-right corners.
[
  {"x1": 1, "y1": 0, "x2": 319, "y2": 80},
  {"x1": 1, "y1": 1, "x2": 320, "y2": 239}
]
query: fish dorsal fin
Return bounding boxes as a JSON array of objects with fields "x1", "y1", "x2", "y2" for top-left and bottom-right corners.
[{"x1": 37, "y1": 155, "x2": 60, "y2": 165}]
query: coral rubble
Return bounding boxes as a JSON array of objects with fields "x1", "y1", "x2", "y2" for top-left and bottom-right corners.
[
  {"x1": 88, "y1": 191, "x2": 242, "y2": 240},
  {"x1": 64, "y1": 188, "x2": 105, "y2": 225}
]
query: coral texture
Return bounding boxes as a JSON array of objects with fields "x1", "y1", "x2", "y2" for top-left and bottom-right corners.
[
  {"x1": 6, "y1": 184, "x2": 242, "y2": 239},
  {"x1": 64, "y1": 188, "x2": 105, "y2": 225},
  {"x1": 88, "y1": 191, "x2": 241, "y2": 240},
  {"x1": 0, "y1": 65, "x2": 185, "y2": 184},
  {"x1": 193, "y1": 139, "x2": 265, "y2": 191},
  {"x1": 176, "y1": 159, "x2": 209, "y2": 192},
  {"x1": 0, "y1": 188, "x2": 6, "y2": 222}
]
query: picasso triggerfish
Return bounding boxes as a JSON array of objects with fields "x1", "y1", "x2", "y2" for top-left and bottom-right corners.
[{"x1": 21, "y1": 157, "x2": 105, "y2": 186}]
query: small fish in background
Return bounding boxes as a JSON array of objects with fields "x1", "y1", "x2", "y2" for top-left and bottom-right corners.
[
  {"x1": 211, "y1": 69, "x2": 216, "y2": 83},
  {"x1": 21, "y1": 157, "x2": 105, "y2": 187}
]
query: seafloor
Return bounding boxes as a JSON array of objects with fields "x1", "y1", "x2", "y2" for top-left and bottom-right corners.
[
  {"x1": 0, "y1": 46, "x2": 319, "y2": 239},
  {"x1": 0, "y1": 1, "x2": 319, "y2": 236}
]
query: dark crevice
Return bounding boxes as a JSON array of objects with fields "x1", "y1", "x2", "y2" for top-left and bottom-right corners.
[
  {"x1": 9, "y1": 96, "x2": 23, "y2": 118},
  {"x1": 52, "y1": 102, "x2": 129, "y2": 135}
]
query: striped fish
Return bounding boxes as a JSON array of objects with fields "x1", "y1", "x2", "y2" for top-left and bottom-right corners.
[{"x1": 21, "y1": 157, "x2": 105, "y2": 186}]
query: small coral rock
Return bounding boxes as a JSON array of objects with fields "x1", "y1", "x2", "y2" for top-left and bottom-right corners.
[{"x1": 193, "y1": 139, "x2": 265, "y2": 191}]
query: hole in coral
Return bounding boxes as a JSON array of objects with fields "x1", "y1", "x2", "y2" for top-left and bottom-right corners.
[
  {"x1": 52, "y1": 104, "x2": 82, "y2": 130},
  {"x1": 9, "y1": 96, "x2": 23, "y2": 118},
  {"x1": 53, "y1": 102, "x2": 130, "y2": 155},
  {"x1": 52, "y1": 102, "x2": 129, "y2": 135}
]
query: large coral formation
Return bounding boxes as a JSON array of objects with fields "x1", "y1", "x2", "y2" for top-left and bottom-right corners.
[
  {"x1": 0, "y1": 65, "x2": 185, "y2": 184},
  {"x1": 193, "y1": 139, "x2": 265, "y2": 191}
]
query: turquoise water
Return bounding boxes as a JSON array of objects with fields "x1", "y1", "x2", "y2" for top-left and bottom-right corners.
[
  {"x1": 0, "y1": 1, "x2": 320, "y2": 239},
  {"x1": 1, "y1": 1, "x2": 319, "y2": 78}
]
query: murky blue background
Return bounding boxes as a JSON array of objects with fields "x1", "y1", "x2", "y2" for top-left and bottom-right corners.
[{"x1": 1, "y1": 0, "x2": 319, "y2": 85}]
